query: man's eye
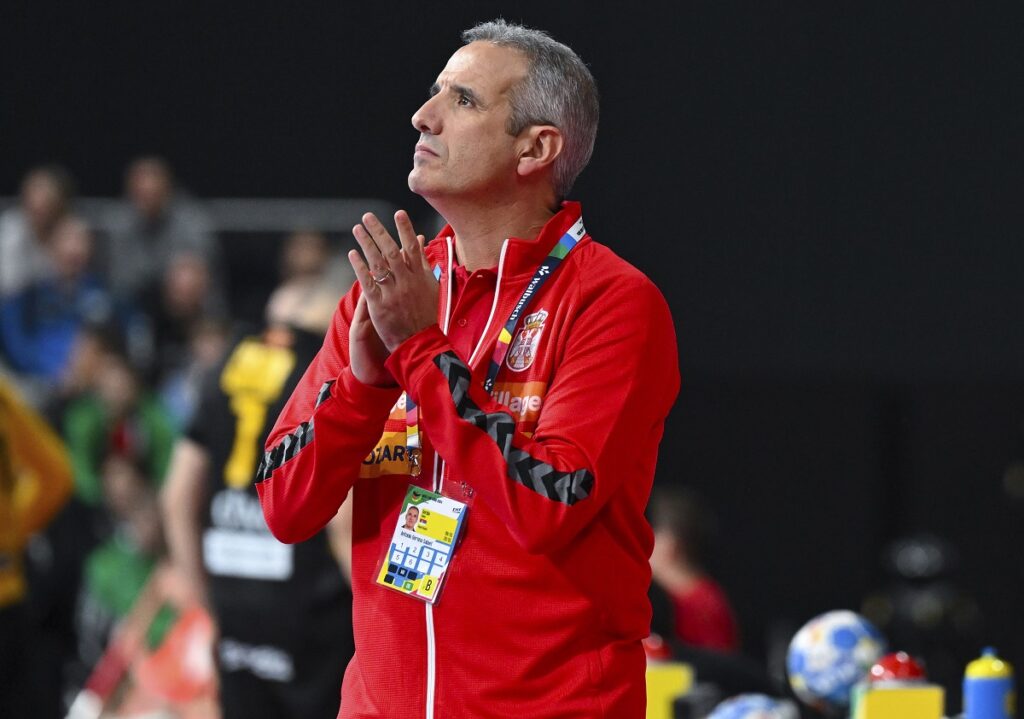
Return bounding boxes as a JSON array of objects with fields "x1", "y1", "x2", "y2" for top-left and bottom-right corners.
[{"x1": 457, "y1": 94, "x2": 472, "y2": 107}]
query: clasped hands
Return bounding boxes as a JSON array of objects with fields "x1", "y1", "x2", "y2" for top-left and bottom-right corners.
[{"x1": 346, "y1": 210, "x2": 439, "y2": 387}]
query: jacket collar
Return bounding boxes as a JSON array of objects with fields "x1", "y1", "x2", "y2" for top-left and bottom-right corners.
[{"x1": 427, "y1": 201, "x2": 586, "y2": 282}]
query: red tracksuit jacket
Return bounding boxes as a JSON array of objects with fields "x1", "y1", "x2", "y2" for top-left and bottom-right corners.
[{"x1": 258, "y1": 202, "x2": 680, "y2": 718}]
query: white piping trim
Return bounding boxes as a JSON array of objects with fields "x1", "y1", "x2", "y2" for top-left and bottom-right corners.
[
  {"x1": 441, "y1": 237, "x2": 455, "y2": 334},
  {"x1": 425, "y1": 236, "x2": 455, "y2": 719},
  {"x1": 467, "y1": 238, "x2": 509, "y2": 366},
  {"x1": 434, "y1": 237, "x2": 454, "y2": 493},
  {"x1": 425, "y1": 603, "x2": 436, "y2": 719}
]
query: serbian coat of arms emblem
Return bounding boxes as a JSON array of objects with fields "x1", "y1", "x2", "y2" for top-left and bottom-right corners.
[{"x1": 506, "y1": 309, "x2": 548, "y2": 372}]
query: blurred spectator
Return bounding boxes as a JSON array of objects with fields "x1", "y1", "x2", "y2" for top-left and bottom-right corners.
[
  {"x1": 142, "y1": 250, "x2": 227, "y2": 385},
  {"x1": 649, "y1": 487, "x2": 740, "y2": 653},
  {"x1": 265, "y1": 228, "x2": 353, "y2": 337},
  {"x1": 103, "y1": 157, "x2": 223, "y2": 303},
  {"x1": 161, "y1": 276, "x2": 353, "y2": 718},
  {"x1": 281, "y1": 229, "x2": 329, "y2": 280},
  {"x1": 0, "y1": 218, "x2": 118, "y2": 386},
  {"x1": 158, "y1": 317, "x2": 230, "y2": 429},
  {"x1": 63, "y1": 350, "x2": 177, "y2": 505},
  {"x1": 76, "y1": 454, "x2": 167, "y2": 673},
  {"x1": 20, "y1": 326, "x2": 125, "y2": 717},
  {"x1": 0, "y1": 375, "x2": 74, "y2": 719},
  {"x1": 50, "y1": 323, "x2": 127, "y2": 418},
  {"x1": 0, "y1": 165, "x2": 75, "y2": 297}
]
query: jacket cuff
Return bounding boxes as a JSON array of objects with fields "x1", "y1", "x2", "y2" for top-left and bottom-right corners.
[
  {"x1": 334, "y1": 366, "x2": 403, "y2": 417},
  {"x1": 385, "y1": 324, "x2": 452, "y2": 397}
]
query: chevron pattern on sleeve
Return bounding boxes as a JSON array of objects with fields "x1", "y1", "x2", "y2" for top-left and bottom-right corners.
[
  {"x1": 255, "y1": 380, "x2": 335, "y2": 483},
  {"x1": 434, "y1": 352, "x2": 593, "y2": 506}
]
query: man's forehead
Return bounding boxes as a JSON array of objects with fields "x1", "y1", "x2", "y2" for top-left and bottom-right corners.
[{"x1": 435, "y1": 42, "x2": 527, "y2": 93}]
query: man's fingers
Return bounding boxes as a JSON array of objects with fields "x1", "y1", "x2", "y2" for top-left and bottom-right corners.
[
  {"x1": 348, "y1": 249, "x2": 380, "y2": 297},
  {"x1": 353, "y1": 293, "x2": 369, "y2": 323},
  {"x1": 361, "y1": 213, "x2": 403, "y2": 267},
  {"x1": 417, "y1": 235, "x2": 432, "y2": 272},
  {"x1": 352, "y1": 225, "x2": 388, "y2": 278},
  {"x1": 353, "y1": 210, "x2": 435, "y2": 289},
  {"x1": 395, "y1": 210, "x2": 420, "y2": 266}
]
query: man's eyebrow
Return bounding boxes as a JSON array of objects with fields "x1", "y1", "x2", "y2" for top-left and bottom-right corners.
[{"x1": 427, "y1": 82, "x2": 486, "y2": 108}]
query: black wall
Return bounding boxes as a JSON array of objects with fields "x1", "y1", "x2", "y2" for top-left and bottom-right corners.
[{"x1": 5, "y1": 0, "x2": 1022, "y2": 686}]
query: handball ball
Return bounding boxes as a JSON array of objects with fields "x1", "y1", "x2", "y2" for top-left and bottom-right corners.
[
  {"x1": 708, "y1": 694, "x2": 799, "y2": 719},
  {"x1": 786, "y1": 610, "x2": 886, "y2": 711}
]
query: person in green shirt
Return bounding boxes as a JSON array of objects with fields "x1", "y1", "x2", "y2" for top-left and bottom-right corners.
[{"x1": 63, "y1": 349, "x2": 176, "y2": 505}]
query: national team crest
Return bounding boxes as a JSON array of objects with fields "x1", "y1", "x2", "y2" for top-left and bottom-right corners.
[{"x1": 506, "y1": 309, "x2": 548, "y2": 372}]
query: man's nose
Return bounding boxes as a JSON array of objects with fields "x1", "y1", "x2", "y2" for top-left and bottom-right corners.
[{"x1": 411, "y1": 94, "x2": 441, "y2": 134}]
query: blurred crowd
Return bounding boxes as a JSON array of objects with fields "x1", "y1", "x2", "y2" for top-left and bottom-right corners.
[
  {"x1": 0, "y1": 159, "x2": 353, "y2": 716},
  {"x1": 2, "y1": 161, "x2": 989, "y2": 719}
]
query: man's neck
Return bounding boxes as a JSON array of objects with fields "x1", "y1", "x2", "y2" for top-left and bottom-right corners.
[{"x1": 438, "y1": 196, "x2": 558, "y2": 272}]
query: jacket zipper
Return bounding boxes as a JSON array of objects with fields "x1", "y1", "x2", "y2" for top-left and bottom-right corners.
[{"x1": 424, "y1": 237, "x2": 508, "y2": 719}]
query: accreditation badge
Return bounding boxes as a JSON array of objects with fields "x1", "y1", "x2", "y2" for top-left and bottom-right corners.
[{"x1": 375, "y1": 485, "x2": 467, "y2": 604}]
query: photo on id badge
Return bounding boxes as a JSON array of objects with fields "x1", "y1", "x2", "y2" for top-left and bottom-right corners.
[{"x1": 376, "y1": 485, "x2": 467, "y2": 604}]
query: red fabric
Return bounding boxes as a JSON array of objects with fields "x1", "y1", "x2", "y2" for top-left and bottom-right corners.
[
  {"x1": 446, "y1": 263, "x2": 497, "y2": 359},
  {"x1": 258, "y1": 202, "x2": 680, "y2": 718},
  {"x1": 670, "y1": 578, "x2": 740, "y2": 653}
]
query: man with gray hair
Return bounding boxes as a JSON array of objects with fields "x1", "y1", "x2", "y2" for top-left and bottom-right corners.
[{"x1": 259, "y1": 19, "x2": 679, "y2": 718}]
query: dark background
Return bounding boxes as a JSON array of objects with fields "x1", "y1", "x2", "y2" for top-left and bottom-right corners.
[{"x1": 4, "y1": 0, "x2": 1022, "y2": 703}]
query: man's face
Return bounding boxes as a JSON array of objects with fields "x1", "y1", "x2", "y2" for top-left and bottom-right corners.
[
  {"x1": 405, "y1": 506, "x2": 419, "y2": 529},
  {"x1": 128, "y1": 164, "x2": 171, "y2": 219},
  {"x1": 409, "y1": 42, "x2": 529, "y2": 201},
  {"x1": 22, "y1": 173, "x2": 62, "y2": 229},
  {"x1": 49, "y1": 219, "x2": 93, "y2": 280}
]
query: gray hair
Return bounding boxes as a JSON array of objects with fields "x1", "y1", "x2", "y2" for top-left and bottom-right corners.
[{"x1": 462, "y1": 19, "x2": 599, "y2": 200}]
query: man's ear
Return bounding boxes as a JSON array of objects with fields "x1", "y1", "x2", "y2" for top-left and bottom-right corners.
[{"x1": 516, "y1": 125, "x2": 564, "y2": 178}]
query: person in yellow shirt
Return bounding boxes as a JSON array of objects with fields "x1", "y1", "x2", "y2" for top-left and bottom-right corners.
[{"x1": 0, "y1": 375, "x2": 74, "y2": 718}]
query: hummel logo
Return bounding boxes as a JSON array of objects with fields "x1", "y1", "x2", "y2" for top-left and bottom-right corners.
[{"x1": 538, "y1": 265, "x2": 550, "y2": 276}]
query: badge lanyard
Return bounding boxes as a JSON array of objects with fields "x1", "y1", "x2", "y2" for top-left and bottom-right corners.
[
  {"x1": 406, "y1": 395, "x2": 423, "y2": 476},
  {"x1": 405, "y1": 216, "x2": 585, "y2": 476}
]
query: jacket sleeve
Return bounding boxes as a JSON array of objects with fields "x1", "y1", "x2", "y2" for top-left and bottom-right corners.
[
  {"x1": 257, "y1": 287, "x2": 402, "y2": 543},
  {"x1": 385, "y1": 273, "x2": 680, "y2": 555}
]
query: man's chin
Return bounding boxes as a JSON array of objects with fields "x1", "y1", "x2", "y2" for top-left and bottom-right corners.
[
  {"x1": 408, "y1": 169, "x2": 424, "y2": 195},
  {"x1": 408, "y1": 171, "x2": 442, "y2": 200}
]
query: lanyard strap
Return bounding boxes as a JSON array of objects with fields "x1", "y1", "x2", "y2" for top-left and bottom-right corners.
[
  {"x1": 483, "y1": 216, "x2": 585, "y2": 393},
  {"x1": 405, "y1": 393, "x2": 422, "y2": 476},
  {"x1": 405, "y1": 215, "x2": 585, "y2": 474}
]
